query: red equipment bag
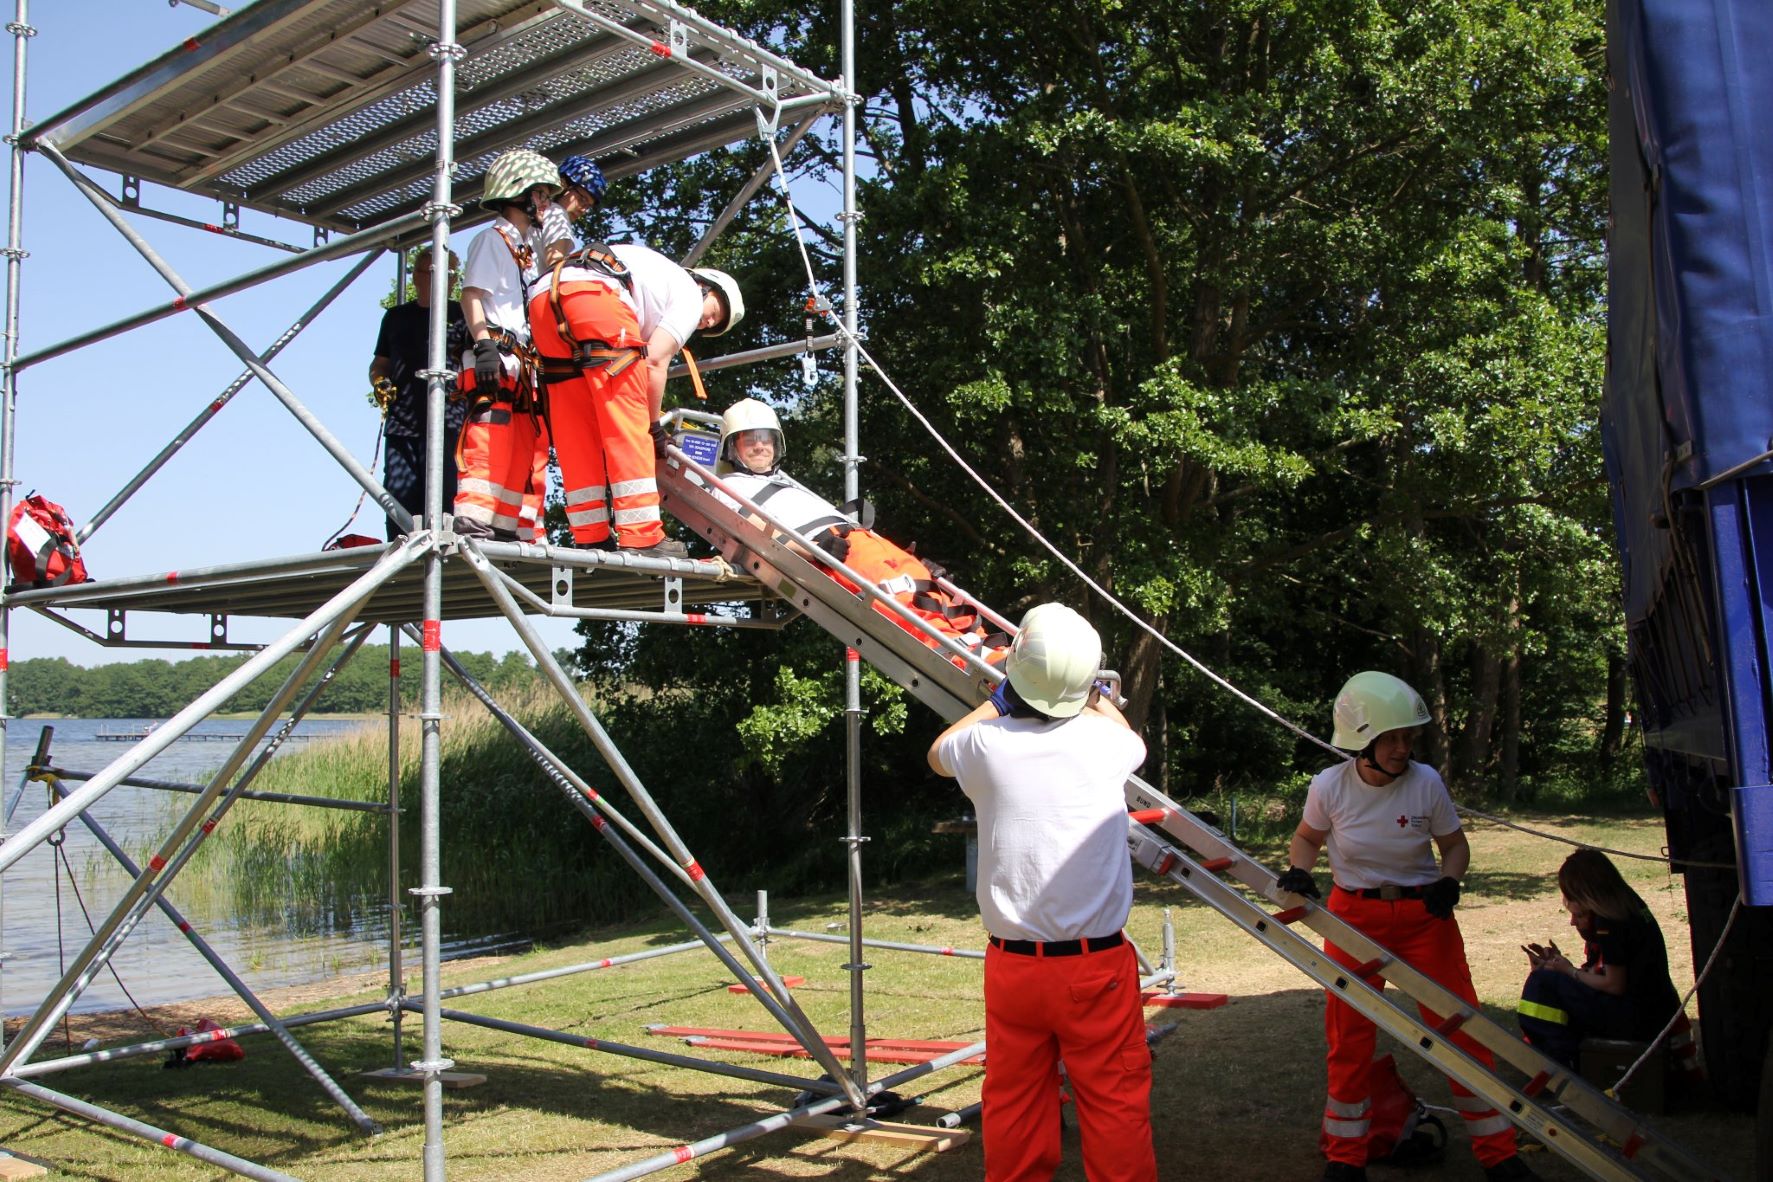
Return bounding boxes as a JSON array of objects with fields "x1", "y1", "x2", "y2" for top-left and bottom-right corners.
[
  {"x1": 165, "y1": 1018, "x2": 246, "y2": 1069},
  {"x1": 5, "y1": 492, "x2": 90, "y2": 590}
]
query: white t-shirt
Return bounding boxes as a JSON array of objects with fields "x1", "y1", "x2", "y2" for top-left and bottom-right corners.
[
  {"x1": 713, "y1": 470, "x2": 852, "y2": 536},
  {"x1": 610, "y1": 243, "x2": 703, "y2": 350},
  {"x1": 937, "y1": 715, "x2": 1146, "y2": 942},
  {"x1": 461, "y1": 217, "x2": 544, "y2": 343},
  {"x1": 1302, "y1": 759, "x2": 1460, "y2": 890}
]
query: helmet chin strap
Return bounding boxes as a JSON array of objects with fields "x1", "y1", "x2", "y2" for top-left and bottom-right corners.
[{"x1": 1358, "y1": 741, "x2": 1408, "y2": 781}]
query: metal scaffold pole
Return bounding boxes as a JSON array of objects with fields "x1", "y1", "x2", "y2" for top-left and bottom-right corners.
[
  {"x1": 418, "y1": 1, "x2": 463, "y2": 1175},
  {"x1": 0, "y1": 0, "x2": 30, "y2": 1064},
  {"x1": 838, "y1": 0, "x2": 868, "y2": 1105}
]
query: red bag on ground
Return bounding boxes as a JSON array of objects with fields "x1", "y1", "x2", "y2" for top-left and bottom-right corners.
[
  {"x1": 6, "y1": 492, "x2": 89, "y2": 589},
  {"x1": 165, "y1": 1018, "x2": 245, "y2": 1069}
]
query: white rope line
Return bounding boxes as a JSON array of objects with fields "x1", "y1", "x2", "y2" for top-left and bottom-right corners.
[
  {"x1": 1611, "y1": 891, "x2": 1740, "y2": 1095},
  {"x1": 1453, "y1": 805, "x2": 1737, "y2": 870},
  {"x1": 749, "y1": 109, "x2": 1347, "y2": 762}
]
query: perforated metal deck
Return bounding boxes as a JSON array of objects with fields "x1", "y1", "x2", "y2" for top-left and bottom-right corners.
[{"x1": 26, "y1": 0, "x2": 840, "y2": 235}]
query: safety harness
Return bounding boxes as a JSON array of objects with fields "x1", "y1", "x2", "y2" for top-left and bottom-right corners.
[{"x1": 539, "y1": 243, "x2": 649, "y2": 387}]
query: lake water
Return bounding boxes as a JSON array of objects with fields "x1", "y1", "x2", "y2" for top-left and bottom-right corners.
[{"x1": 1, "y1": 717, "x2": 501, "y2": 1020}]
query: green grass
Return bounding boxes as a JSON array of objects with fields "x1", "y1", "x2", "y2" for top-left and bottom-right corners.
[{"x1": 0, "y1": 811, "x2": 1755, "y2": 1181}]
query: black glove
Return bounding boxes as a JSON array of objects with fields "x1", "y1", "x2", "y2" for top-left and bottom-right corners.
[
  {"x1": 1275, "y1": 866, "x2": 1321, "y2": 900},
  {"x1": 814, "y1": 526, "x2": 852, "y2": 564},
  {"x1": 473, "y1": 338, "x2": 503, "y2": 392},
  {"x1": 1423, "y1": 875, "x2": 1461, "y2": 920},
  {"x1": 648, "y1": 421, "x2": 672, "y2": 458},
  {"x1": 988, "y1": 678, "x2": 1020, "y2": 717}
]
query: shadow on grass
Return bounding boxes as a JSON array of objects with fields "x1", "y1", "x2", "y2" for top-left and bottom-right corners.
[
  {"x1": 3, "y1": 982, "x2": 1752, "y2": 1182},
  {"x1": 1462, "y1": 868, "x2": 1553, "y2": 903}
]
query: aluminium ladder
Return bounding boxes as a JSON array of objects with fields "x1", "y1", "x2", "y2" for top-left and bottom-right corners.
[{"x1": 658, "y1": 443, "x2": 1724, "y2": 1182}]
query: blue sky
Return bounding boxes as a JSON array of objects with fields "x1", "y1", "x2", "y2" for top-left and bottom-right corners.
[{"x1": 1, "y1": 2, "x2": 826, "y2": 668}]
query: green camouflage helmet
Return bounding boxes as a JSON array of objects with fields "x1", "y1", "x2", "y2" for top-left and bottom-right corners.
[{"x1": 480, "y1": 148, "x2": 561, "y2": 211}]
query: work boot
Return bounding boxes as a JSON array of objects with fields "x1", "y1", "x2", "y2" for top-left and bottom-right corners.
[
  {"x1": 1484, "y1": 1157, "x2": 1541, "y2": 1182},
  {"x1": 1319, "y1": 1163, "x2": 1367, "y2": 1182},
  {"x1": 620, "y1": 537, "x2": 689, "y2": 560},
  {"x1": 451, "y1": 516, "x2": 496, "y2": 540}
]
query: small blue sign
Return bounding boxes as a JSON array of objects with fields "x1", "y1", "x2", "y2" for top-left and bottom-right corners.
[{"x1": 676, "y1": 430, "x2": 720, "y2": 467}]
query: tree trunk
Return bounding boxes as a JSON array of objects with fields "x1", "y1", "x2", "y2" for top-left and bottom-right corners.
[
  {"x1": 1500, "y1": 645, "x2": 1522, "y2": 803},
  {"x1": 1458, "y1": 644, "x2": 1502, "y2": 790},
  {"x1": 1412, "y1": 626, "x2": 1451, "y2": 780},
  {"x1": 1121, "y1": 613, "x2": 1169, "y2": 735}
]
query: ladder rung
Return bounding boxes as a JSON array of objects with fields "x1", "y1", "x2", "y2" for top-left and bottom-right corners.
[
  {"x1": 1522, "y1": 1070, "x2": 1551, "y2": 1097},
  {"x1": 1621, "y1": 1132, "x2": 1645, "y2": 1160},
  {"x1": 1269, "y1": 906, "x2": 1308, "y2": 924},
  {"x1": 1349, "y1": 957, "x2": 1387, "y2": 979},
  {"x1": 1127, "y1": 808, "x2": 1168, "y2": 825},
  {"x1": 1197, "y1": 857, "x2": 1234, "y2": 872},
  {"x1": 1433, "y1": 1011, "x2": 1469, "y2": 1036}
]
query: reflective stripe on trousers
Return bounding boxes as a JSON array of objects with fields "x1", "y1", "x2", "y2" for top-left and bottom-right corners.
[
  {"x1": 1322, "y1": 888, "x2": 1518, "y2": 1168},
  {"x1": 453, "y1": 373, "x2": 548, "y2": 532}
]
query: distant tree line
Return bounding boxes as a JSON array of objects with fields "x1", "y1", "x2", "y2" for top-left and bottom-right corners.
[{"x1": 5, "y1": 646, "x2": 550, "y2": 718}]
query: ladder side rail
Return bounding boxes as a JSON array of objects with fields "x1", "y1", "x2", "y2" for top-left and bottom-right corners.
[
  {"x1": 667, "y1": 449, "x2": 996, "y2": 677},
  {"x1": 661, "y1": 458, "x2": 987, "y2": 715},
  {"x1": 1137, "y1": 828, "x2": 1713, "y2": 1182}
]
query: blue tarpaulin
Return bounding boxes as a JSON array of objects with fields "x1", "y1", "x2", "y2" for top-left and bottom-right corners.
[{"x1": 1602, "y1": 0, "x2": 1773, "y2": 899}]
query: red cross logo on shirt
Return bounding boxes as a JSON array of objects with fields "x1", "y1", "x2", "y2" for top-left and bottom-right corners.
[{"x1": 1395, "y1": 814, "x2": 1408, "y2": 828}]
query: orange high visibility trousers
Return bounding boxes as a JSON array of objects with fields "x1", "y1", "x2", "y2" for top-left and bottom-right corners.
[
  {"x1": 1321, "y1": 888, "x2": 1517, "y2": 1168},
  {"x1": 453, "y1": 369, "x2": 548, "y2": 536},
  {"x1": 527, "y1": 282, "x2": 661, "y2": 548},
  {"x1": 981, "y1": 941, "x2": 1156, "y2": 1182}
]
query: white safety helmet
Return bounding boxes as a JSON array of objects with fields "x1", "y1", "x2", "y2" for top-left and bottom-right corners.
[
  {"x1": 690, "y1": 267, "x2": 745, "y2": 336},
  {"x1": 480, "y1": 148, "x2": 561, "y2": 211},
  {"x1": 716, "y1": 398, "x2": 785, "y2": 475},
  {"x1": 1331, "y1": 671, "x2": 1431, "y2": 751},
  {"x1": 1005, "y1": 603, "x2": 1102, "y2": 719}
]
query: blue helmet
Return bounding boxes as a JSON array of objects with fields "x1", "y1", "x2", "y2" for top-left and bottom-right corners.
[{"x1": 558, "y1": 155, "x2": 607, "y2": 205}]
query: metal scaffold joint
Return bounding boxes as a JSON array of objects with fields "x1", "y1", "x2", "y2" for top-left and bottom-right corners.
[
  {"x1": 0, "y1": 247, "x2": 24, "y2": 261},
  {"x1": 426, "y1": 40, "x2": 466, "y2": 62},
  {"x1": 410, "y1": 1058, "x2": 456, "y2": 1075},
  {"x1": 5, "y1": 21, "x2": 35, "y2": 36},
  {"x1": 837, "y1": 835, "x2": 870, "y2": 847},
  {"x1": 421, "y1": 201, "x2": 462, "y2": 222},
  {"x1": 408, "y1": 885, "x2": 453, "y2": 898}
]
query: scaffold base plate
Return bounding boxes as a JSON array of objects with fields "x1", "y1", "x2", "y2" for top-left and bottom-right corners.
[
  {"x1": 790, "y1": 1115, "x2": 970, "y2": 1153},
  {"x1": 361, "y1": 1066, "x2": 487, "y2": 1089}
]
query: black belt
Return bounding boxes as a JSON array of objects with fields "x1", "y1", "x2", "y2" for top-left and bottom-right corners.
[
  {"x1": 1338, "y1": 884, "x2": 1428, "y2": 900},
  {"x1": 989, "y1": 932, "x2": 1124, "y2": 957}
]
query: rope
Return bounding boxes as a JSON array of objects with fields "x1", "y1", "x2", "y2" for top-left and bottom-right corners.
[
  {"x1": 757, "y1": 101, "x2": 1742, "y2": 874},
  {"x1": 54, "y1": 840, "x2": 172, "y2": 1039},
  {"x1": 1452, "y1": 805, "x2": 1738, "y2": 870},
  {"x1": 323, "y1": 422, "x2": 385, "y2": 549},
  {"x1": 753, "y1": 108, "x2": 1347, "y2": 763},
  {"x1": 1610, "y1": 891, "x2": 1741, "y2": 1096},
  {"x1": 48, "y1": 828, "x2": 73, "y2": 1054}
]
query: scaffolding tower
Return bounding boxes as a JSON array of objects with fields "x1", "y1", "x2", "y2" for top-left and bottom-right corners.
[{"x1": 0, "y1": 1, "x2": 892, "y2": 1178}]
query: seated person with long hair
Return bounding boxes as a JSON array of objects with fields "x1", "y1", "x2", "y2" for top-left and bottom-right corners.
[{"x1": 1517, "y1": 848, "x2": 1684, "y2": 1068}]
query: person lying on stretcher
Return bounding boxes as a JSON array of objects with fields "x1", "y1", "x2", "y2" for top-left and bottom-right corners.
[{"x1": 707, "y1": 398, "x2": 1009, "y2": 665}]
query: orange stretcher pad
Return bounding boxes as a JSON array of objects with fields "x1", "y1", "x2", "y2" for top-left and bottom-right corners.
[{"x1": 647, "y1": 1025, "x2": 986, "y2": 1065}]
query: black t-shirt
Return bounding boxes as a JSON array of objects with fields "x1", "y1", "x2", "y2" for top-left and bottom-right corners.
[
  {"x1": 373, "y1": 300, "x2": 470, "y2": 438},
  {"x1": 1582, "y1": 907, "x2": 1682, "y2": 1042}
]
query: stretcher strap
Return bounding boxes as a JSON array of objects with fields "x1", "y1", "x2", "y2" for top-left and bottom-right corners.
[{"x1": 680, "y1": 346, "x2": 708, "y2": 401}]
